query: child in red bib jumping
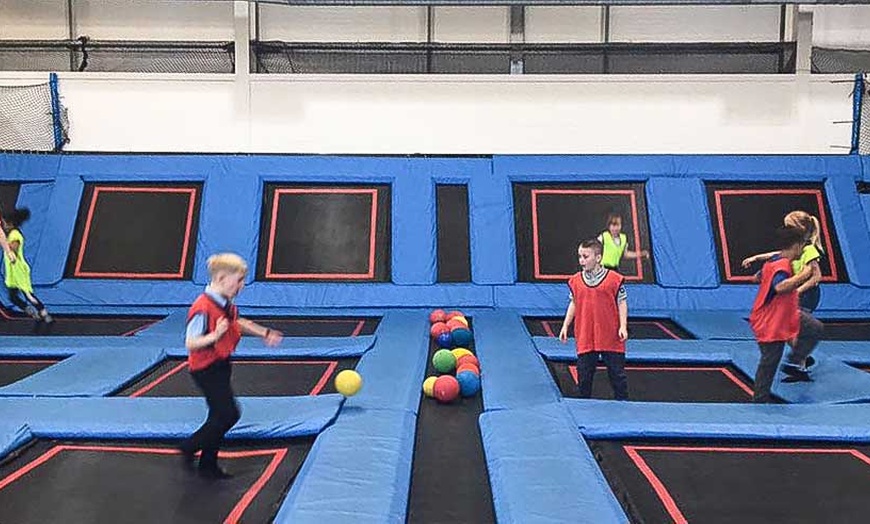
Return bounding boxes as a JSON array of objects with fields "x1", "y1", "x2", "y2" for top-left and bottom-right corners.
[
  {"x1": 749, "y1": 227, "x2": 818, "y2": 403},
  {"x1": 180, "y1": 253, "x2": 283, "y2": 479},
  {"x1": 558, "y1": 239, "x2": 629, "y2": 400}
]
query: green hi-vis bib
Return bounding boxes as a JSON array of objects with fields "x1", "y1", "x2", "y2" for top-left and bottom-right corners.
[{"x1": 601, "y1": 232, "x2": 627, "y2": 269}]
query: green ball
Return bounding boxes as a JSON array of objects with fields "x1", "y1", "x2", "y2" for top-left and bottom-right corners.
[{"x1": 432, "y1": 349, "x2": 457, "y2": 374}]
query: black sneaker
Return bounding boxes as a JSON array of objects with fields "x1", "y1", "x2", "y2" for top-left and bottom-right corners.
[
  {"x1": 781, "y1": 364, "x2": 812, "y2": 383},
  {"x1": 804, "y1": 356, "x2": 816, "y2": 369}
]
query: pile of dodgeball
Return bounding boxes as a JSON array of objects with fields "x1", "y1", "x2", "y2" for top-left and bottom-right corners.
[{"x1": 423, "y1": 309, "x2": 481, "y2": 403}]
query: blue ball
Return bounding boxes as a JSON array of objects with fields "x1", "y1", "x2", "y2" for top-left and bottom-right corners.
[
  {"x1": 452, "y1": 328, "x2": 473, "y2": 347},
  {"x1": 436, "y1": 331, "x2": 454, "y2": 349},
  {"x1": 456, "y1": 370, "x2": 481, "y2": 397}
]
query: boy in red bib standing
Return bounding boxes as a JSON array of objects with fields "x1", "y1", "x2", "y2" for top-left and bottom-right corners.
[
  {"x1": 559, "y1": 239, "x2": 629, "y2": 400},
  {"x1": 180, "y1": 253, "x2": 282, "y2": 479},
  {"x1": 749, "y1": 227, "x2": 816, "y2": 403}
]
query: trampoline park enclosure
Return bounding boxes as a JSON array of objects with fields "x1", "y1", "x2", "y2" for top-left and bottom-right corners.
[{"x1": 4, "y1": 153, "x2": 870, "y2": 523}]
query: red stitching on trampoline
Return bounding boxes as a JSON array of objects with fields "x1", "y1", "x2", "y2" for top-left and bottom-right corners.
[
  {"x1": 530, "y1": 189, "x2": 644, "y2": 281},
  {"x1": 265, "y1": 188, "x2": 379, "y2": 280},
  {"x1": 566, "y1": 364, "x2": 753, "y2": 396},
  {"x1": 714, "y1": 188, "x2": 839, "y2": 283},
  {"x1": 623, "y1": 445, "x2": 870, "y2": 524},
  {"x1": 74, "y1": 186, "x2": 198, "y2": 279},
  {"x1": 309, "y1": 361, "x2": 338, "y2": 396}
]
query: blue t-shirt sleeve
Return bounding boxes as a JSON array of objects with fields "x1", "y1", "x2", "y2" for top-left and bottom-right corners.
[
  {"x1": 185, "y1": 313, "x2": 207, "y2": 340},
  {"x1": 765, "y1": 271, "x2": 789, "y2": 305}
]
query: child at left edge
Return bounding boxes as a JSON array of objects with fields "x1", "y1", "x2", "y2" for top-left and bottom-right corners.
[
  {"x1": 2, "y1": 208, "x2": 52, "y2": 323},
  {"x1": 558, "y1": 238, "x2": 629, "y2": 400},
  {"x1": 179, "y1": 253, "x2": 283, "y2": 479}
]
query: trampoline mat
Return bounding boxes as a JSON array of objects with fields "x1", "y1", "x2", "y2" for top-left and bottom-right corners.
[
  {"x1": 0, "y1": 308, "x2": 161, "y2": 336},
  {"x1": 590, "y1": 438, "x2": 870, "y2": 524},
  {"x1": 0, "y1": 438, "x2": 313, "y2": 524},
  {"x1": 547, "y1": 360, "x2": 754, "y2": 403},
  {"x1": 524, "y1": 317, "x2": 695, "y2": 340},
  {"x1": 818, "y1": 319, "x2": 870, "y2": 341},
  {"x1": 408, "y1": 322, "x2": 495, "y2": 523},
  {"x1": 0, "y1": 358, "x2": 61, "y2": 387},
  {"x1": 243, "y1": 316, "x2": 379, "y2": 337},
  {"x1": 115, "y1": 357, "x2": 360, "y2": 397}
]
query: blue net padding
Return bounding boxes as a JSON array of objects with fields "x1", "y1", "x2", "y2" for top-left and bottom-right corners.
[
  {"x1": 567, "y1": 399, "x2": 870, "y2": 441},
  {"x1": 480, "y1": 404, "x2": 628, "y2": 524},
  {"x1": 0, "y1": 346, "x2": 165, "y2": 397},
  {"x1": 344, "y1": 311, "x2": 430, "y2": 414},
  {"x1": 0, "y1": 395, "x2": 340, "y2": 439},
  {"x1": 273, "y1": 408, "x2": 416, "y2": 523},
  {"x1": 0, "y1": 422, "x2": 32, "y2": 460},
  {"x1": 474, "y1": 310, "x2": 560, "y2": 410}
]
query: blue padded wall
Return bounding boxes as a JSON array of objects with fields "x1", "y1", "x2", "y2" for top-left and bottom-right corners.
[{"x1": 3, "y1": 152, "x2": 870, "y2": 311}]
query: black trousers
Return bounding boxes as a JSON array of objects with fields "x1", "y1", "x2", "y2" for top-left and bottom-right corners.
[
  {"x1": 577, "y1": 351, "x2": 629, "y2": 400},
  {"x1": 7, "y1": 287, "x2": 45, "y2": 313},
  {"x1": 181, "y1": 359, "x2": 240, "y2": 469},
  {"x1": 754, "y1": 342, "x2": 785, "y2": 403}
]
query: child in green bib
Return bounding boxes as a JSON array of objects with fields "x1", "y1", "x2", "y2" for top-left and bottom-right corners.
[
  {"x1": 597, "y1": 213, "x2": 649, "y2": 271},
  {"x1": 2, "y1": 208, "x2": 52, "y2": 323}
]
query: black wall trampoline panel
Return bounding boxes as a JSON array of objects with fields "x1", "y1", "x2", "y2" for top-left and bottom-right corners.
[
  {"x1": 65, "y1": 183, "x2": 202, "y2": 279},
  {"x1": 258, "y1": 184, "x2": 391, "y2": 281},
  {"x1": 706, "y1": 183, "x2": 846, "y2": 283},
  {"x1": 0, "y1": 183, "x2": 21, "y2": 219},
  {"x1": 513, "y1": 183, "x2": 654, "y2": 283},
  {"x1": 436, "y1": 184, "x2": 471, "y2": 283}
]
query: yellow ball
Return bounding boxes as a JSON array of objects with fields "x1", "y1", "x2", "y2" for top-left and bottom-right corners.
[
  {"x1": 451, "y1": 347, "x2": 473, "y2": 360},
  {"x1": 334, "y1": 370, "x2": 363, "y2": 397},
  {"x1": 422, "y1": 376, "x2": 438, "y2": 398},
  {"x1": 451, "y1": 316, "x2": 469, "y2": 327}
]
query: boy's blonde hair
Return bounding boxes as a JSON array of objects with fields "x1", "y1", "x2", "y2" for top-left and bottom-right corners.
[{"x1": 207, "y1": 253, "x2": 248, "y2": 277}]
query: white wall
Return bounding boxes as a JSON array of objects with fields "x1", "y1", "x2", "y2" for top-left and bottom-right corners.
[
  {"x1": 0, "y1": 0, "x2": 68, "y2": 40},
  {"x1": 609, "y1": 6, "x2": 781, "y2": 43},
  {"x1": 258, "y1": 6, "x2": 427, "y2": 42},
  {"x1": 812, "y1": 6, "x2": 870, "y2": 48},
  {"x1": 0, "y1": 72, "x2": 850, "y2": 155}
]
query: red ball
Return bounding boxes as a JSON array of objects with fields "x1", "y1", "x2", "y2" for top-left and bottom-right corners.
[
  {"x1": 446, "y1": 319, "x2": 466, "y2": 331},
  {"x1": 456, "y1": 363, "x2": 480, "y2": 376},
  {"x1": 433, "y1": 375, "x2": 460, "y2": 403},
  {"x1": 457, "y1": 354, "x2": 479, "y2": 369},
  {"x1": 429, "y1": 309, "x2": 447, "y2": 324},
  {"x1": 429, "y1": 322, "x2": 450, "y2": 339}
]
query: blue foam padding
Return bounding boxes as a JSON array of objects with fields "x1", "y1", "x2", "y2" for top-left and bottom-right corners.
[
  {"x1": 164, "y1": 336, "x2": 376, "y2": 358},
  {"x1": 193, "y1": 170, "x2": 261, "y2": 286},
  {"x1": 671, "y1": 310, "x2": 754, "y2": 339},
  {"x1": 534, "y1": 337, "x2": 737, "y2": 363},
  {"x1": 646, "y1": 177, "x2": 718, "y2": 288},
  {"x1": 393, "y1": 159, "x2": 435, "y2": 284},
  {"x1": 0, "y1": 395, "x2": 340, "y2": 439},
  {"x1": 0, "y1": 346, "x2": 166, "y2": 397},
  {"x1": 474, "y1": 310, "x2": 561, "y2": 410},
  {"x1": 470, "y1": 160, "x2": 515, "y2": 284},
  {"x1": 826, "y1": 176, "x2": 870, "y2": 287},
  {"x1": 811, "y1": 341, "x2": 870, "y2": 364},
  {"x1": 273, "y1": 408, "x2": 415, "y2": 524},
  {"x1": 480, "y1": 404, "x2": 628, "y2": 524},
  {"x1": 344, "y1": 311, "x2": 429, "y2": 413},
  {"x1": 14, "y1": 182, "x2": 53, "y2": 273},
  {"x1": 729, "y1": 345, "x2": 870, "y2": 404},
  {"x1": 0, "y1": 422, "x2": 32, "y2": 460},
  {"x1": 132, "y1": 308, "x2": 189, "y2": 336},
  {"x1": 567, "y1": 399, "x2": 870, "y2": 441},
  {"x1": 32, "y1": 176, "x2": 82, "y2": 286},
  {"x1": 494, "y1": 284, "x2": 870, "y2": 312}
]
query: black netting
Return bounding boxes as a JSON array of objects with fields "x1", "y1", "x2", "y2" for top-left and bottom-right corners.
[
  {"x1": 812, "y1": 47, "x2": 870, "y2": 74},
  {"x1": 254, "y1": 41, "x2": 795, "y2": 74},
  {"x1": 861, "y1": 79, "x2": 870, "y2": 155},
  {"x1": 0, "y1": 80, "x2": 69, "y2": 152},
  {"x1": 0, "y1": 40, "x2": 234, "y2": 73}
]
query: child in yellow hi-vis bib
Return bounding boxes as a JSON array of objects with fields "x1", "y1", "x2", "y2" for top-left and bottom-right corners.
[
  {"x1": 2, "y1": 208, "x2": 52, "y2": 323},
  {"x1": 597, "y1": 213, "x2": 649, "y2": 271}
]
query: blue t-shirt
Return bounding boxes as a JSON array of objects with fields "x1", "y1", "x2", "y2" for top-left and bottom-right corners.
[{"x1": 764, "y1": 255, "x2": 790, "y2": 305}]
